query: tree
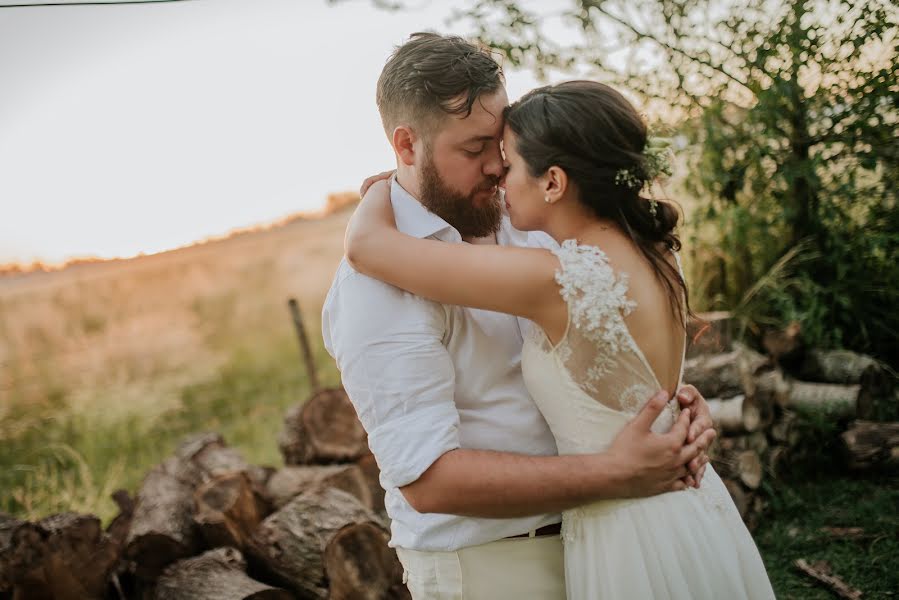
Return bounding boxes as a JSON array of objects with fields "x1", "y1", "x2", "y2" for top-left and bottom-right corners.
[{"x1": 354, "y1": 0, "x2": 899, "y2": 360}]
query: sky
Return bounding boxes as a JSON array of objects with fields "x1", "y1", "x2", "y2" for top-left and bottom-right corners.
[{"x1": 0, "y1": 0, "x2": 581, "y2": 264}]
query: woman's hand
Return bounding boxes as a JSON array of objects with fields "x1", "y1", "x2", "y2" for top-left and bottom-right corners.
[
  {"x1": 344, "y1": 178, "x2": 398, "y2": 272},
  {"x1": 359, "y1": 169, "x2": 395, "y2": 197}
]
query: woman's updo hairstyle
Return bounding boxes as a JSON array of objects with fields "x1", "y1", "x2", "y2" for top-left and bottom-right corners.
[{"x1": 504, "y1": 80, "x2": 690, "y2": 320}]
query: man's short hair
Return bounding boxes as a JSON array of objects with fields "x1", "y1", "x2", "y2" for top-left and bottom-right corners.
[{"x1": 376, "y1": 32, "x2": 505, "y2": 138}]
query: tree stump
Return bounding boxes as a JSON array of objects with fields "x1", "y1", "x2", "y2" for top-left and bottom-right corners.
[
  {"x1": 841, "y1": 421, "x2": 899, "y2": 470},
  {"x1": 195, "y1": 472, "x2": 270, "y2": 552},
  {"x1": 154, "y1": 547, "x2": 292, "y2": 600},
  {"x1": 265, "y1": 464, "x2": 372, "y2": 510},
  {"x1": 279, "y1": 388, "x2": 370, "y2": 465},
  {"x1": 247, "y1": 487, "x2": 398, "y2": 599},
  {"x1": 125, "y1": 456, "x2": 204, "y2": 580}
]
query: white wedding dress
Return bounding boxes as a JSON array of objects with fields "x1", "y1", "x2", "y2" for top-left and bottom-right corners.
[{"x1": 521, "y1": 240, "x2": 776, "y2": 600}]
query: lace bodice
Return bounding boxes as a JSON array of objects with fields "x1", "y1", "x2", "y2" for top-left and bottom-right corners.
[{"x1": 521, "y1": 239, "x2": 684, "y2": 454}]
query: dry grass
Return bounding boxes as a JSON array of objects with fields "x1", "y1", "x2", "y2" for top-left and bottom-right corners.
[{"x1": 0, "y1": 207, "x2": 352, "y2": 523}]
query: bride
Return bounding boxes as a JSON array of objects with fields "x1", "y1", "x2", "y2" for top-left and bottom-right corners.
[{"x1": 344, "y1": 80, "x2": 774, "y2": 599}]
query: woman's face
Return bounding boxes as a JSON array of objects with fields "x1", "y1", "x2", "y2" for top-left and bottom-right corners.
[{"x1": 500, "y1": 128, "x2": 547, "y2": 231}]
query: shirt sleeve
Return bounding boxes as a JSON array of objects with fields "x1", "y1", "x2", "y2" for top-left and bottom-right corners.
[{"x1": 322, "y1": 266, "x2": 460, "y2": 490}]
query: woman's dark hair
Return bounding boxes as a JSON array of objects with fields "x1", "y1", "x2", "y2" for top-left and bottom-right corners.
[{"x1": 504, "y1": 80, "x2": 691, "y2": 322}]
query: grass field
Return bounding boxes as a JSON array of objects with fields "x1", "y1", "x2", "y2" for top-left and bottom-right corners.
[{"x1": 1, "y1": 204, "x2": 896, "y2": 598}]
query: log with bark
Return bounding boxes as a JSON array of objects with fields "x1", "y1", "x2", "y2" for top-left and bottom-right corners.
[
  {"x1": 711, "y1": 447, "x2": 763, "y2": 490},
  {"x1": 154, "y1": 547, "x2": 292, "y2": 600},
  {"x1": 247, "y1": 487, "x2": 403, "y2": 600},
  {"x1": 707, "y1": 395, "x2": 769, "y2": 434},
  {"x1": 177, "y1": 432, "x2": 274, "y2": 500},
  {"x1": 800, "y1": 349, "x2": 885, "y2": 384},
  {"x1": 279, "y1": 388, "x2": 370, "y2": 465},
  {"x1": 683, "y1": 345, "x2": 770, "y2": 399},
  {"x1": 265, "y1": 464, "x2": 373, "y2": 511},
  {"x1": 125, "y1": 456, "x2": 205, "y2": 580},
  {"x1": 783, "y1": 381, "x2": 860, "y2": 419},
  {"x1": 194, "y1": 472, "x2": 271, "y2": 553},
  {"x1": 841, "y1": 420, "x2": 899, "y2": 471},
  {"x1": 0, "y1": 512, "x2": 119, "y2": 600}
]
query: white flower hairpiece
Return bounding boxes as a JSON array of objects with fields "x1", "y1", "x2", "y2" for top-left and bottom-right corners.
[{"x1": 614, "y1": 136, "x2": 675, "y2": 218}]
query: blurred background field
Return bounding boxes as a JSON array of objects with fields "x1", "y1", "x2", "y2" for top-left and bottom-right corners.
[{"x1": 0, "y1": 202, "x2": 353, "y2": 524}]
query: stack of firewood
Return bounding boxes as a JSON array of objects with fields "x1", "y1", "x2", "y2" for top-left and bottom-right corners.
[
  {"x1": 0, "y1": 390, "x2": 406, "y2": 600},
  {"x1": 687, "y1": 313, "x2": 897, "y2": 530}
]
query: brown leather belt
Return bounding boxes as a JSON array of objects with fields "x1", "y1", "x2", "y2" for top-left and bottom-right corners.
[{"x1": 506, "y1": 522, "x2": 562, "y2": 539}]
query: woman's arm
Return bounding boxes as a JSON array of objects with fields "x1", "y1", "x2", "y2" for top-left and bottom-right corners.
[{"x1": 344, "y1": 180, "x2": 563, "y2": 324}]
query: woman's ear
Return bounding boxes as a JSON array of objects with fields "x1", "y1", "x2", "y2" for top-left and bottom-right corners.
[
  {"x1": 392, "y1": 126, "x2": 417, "y2": 167},
  {"x1": 543, "y1": 166, "x2": 569, "y2": 204}
]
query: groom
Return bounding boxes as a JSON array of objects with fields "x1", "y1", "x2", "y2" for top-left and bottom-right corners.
[{"x1": 322, "y1": 32, "x2": 716, "y2": 599}]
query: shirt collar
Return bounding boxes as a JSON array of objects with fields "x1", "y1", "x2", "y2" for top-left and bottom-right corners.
[{"x1": 390, "y1": 176, "x2": 461, "y2": 242}]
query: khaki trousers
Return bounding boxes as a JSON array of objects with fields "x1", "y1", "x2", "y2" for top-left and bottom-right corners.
[{"x1": 395, "y1": 533, "x2": 565, "y2": 600}]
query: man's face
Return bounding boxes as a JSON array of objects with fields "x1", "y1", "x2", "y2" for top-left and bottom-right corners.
[{"x1": 418, "y1": 88, "x2": 508, "y2": 238}]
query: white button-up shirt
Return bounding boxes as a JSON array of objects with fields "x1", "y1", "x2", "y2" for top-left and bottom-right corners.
[{"x1": 322, "y1": 178, "x2": 561, "y2": 551}]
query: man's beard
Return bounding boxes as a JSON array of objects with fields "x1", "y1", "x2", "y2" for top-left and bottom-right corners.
[{"x1": 419, "y1": 153, "x2": 503, "y2": 239}]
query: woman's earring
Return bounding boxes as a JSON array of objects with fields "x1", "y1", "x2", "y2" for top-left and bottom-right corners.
[{"x1": 544, "y1": 195, "x2": 551, "y2": 204}]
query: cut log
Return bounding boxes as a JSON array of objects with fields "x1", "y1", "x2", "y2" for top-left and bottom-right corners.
[
  {"x1": 176, "y1": 432, "x2": 273, "y2": 496},
  {"x1": 194, "y1": 472, "x2": 270, "y2": 552},
  {"x1": 106, "y1": 489, "x2": 136, "y2": 549},
  {"x1": 265, "y1": 464, "x2": 372, "y2": 510},
  {"x1": 841, "y1": 420, "x2": 899, "y2": 471},
  {"x1": 0, "y1": 512, "x2": 119, "y2": 600},
  {"x1": 729, "y1": 431, "x2": 770, "y2": 457},
  {"x1": 767, "y1": 445, "x2": 791, "y2": 479},
  {"x1": 857, "y1": 367, "x2": 898, "y2": 421},
  {"x1": 722, "y1": 479, "x2": 752, "y2": 519},
  {"x1": 324, "y1": 522, "x2": 410, "y2": 600},
  {"x1": 683, "y1": 345, "x2": 769, "y2": 399},
  {"x1": 707, "y1": 395, "x2": 765, "y2": 434},
  {"x1": 247, "y1": 487, "x2": 397, "y2": 599},
  {"x1": 800, "y1": 349, "x2": 881, "y2": 384},
  {"x1": 357, "y1": 453, "x2": 386, "y2": 515},
  {"x1": 762, "y1": 322, "x2": 803, "y2": 363},
  {"x1": 712, "y1": 449, "x2": 763, "y2": 490},
  {"x1": 785, "y1": 381, "x2": 859, "y2": 419},
  {"x1": 279, "y1": 388, "x2": 370, "y2": 465},
  {"x1": 686, "y1": 311, "x2": 734, "y2": 358},
  {"x1": 769, "y1": 411, "x2": 801, "y2": 448},
  {"x1": 748, "y1": 369, "x2": 791, "y2": 412},
  {"x1": 125, "y1": 456, "x2": 204, "y2": 580},
  {"x1": 154, "y1": 547, "x2": 292, "y2": 600}
]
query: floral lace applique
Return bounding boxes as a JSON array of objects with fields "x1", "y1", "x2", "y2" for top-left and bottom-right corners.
[{"x1": 551, "y1": 240, "x2": 637, "y2": 391}]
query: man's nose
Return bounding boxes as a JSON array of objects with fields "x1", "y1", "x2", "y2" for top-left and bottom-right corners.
[{"x1": 483, "y1": 148, "x2": 505, "y2": 179}]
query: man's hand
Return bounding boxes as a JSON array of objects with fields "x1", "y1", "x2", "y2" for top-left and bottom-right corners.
[
  {"x1": 605, "y1": 390, "x2": 716, "y2": 498},
  {"x1": 675, "y1": 384, "x2": 716, "y2": 488},
  {"x1": 359, "y1": 170, "x2": 396, "y2": 197}
]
